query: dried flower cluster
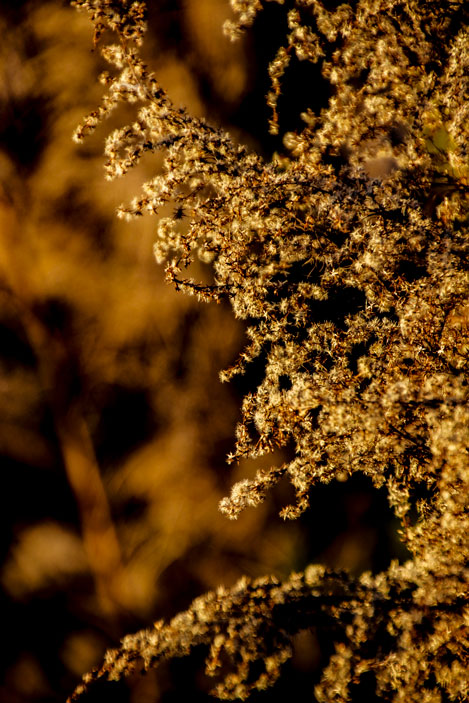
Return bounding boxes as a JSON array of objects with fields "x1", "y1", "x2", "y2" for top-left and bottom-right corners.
[{"x1": 70, "y1": 0, "x2": 468, "y2": 701}]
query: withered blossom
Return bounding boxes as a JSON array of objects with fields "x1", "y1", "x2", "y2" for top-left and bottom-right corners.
[{"x1": 69, "y1": 0, "x2": 468, "y2": 701}]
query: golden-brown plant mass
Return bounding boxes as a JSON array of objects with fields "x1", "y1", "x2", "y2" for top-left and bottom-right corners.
[{"x1": 10, "y1": 0, "x2": 469, "y2": 702}]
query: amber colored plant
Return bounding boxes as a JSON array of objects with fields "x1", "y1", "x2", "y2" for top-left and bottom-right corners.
[{"x1": 69, "y1": 1, "x2": 468, "y2": 701}]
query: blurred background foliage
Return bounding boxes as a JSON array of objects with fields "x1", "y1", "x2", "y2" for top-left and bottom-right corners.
[{"x1": 0, "y1": 2, "x2": 406, "y2": 702}]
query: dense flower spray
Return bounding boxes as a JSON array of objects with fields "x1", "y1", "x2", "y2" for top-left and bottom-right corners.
[{"x1": 69, "y1": 1, "x2": 468, "y2": 701}]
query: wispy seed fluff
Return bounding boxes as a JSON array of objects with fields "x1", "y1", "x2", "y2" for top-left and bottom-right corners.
[{"x1": 70, "y1": 1, "x2": 469, "y2": 701}]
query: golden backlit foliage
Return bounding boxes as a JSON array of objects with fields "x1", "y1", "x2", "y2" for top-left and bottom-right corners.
[{"x1": 66, "y1": 0, "x2": 468, "y2": 702}]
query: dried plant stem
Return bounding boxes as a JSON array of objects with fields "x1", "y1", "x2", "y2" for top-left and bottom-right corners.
[{"x1": 0, "y1": 191, "x2": 129, "y2": 616}]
